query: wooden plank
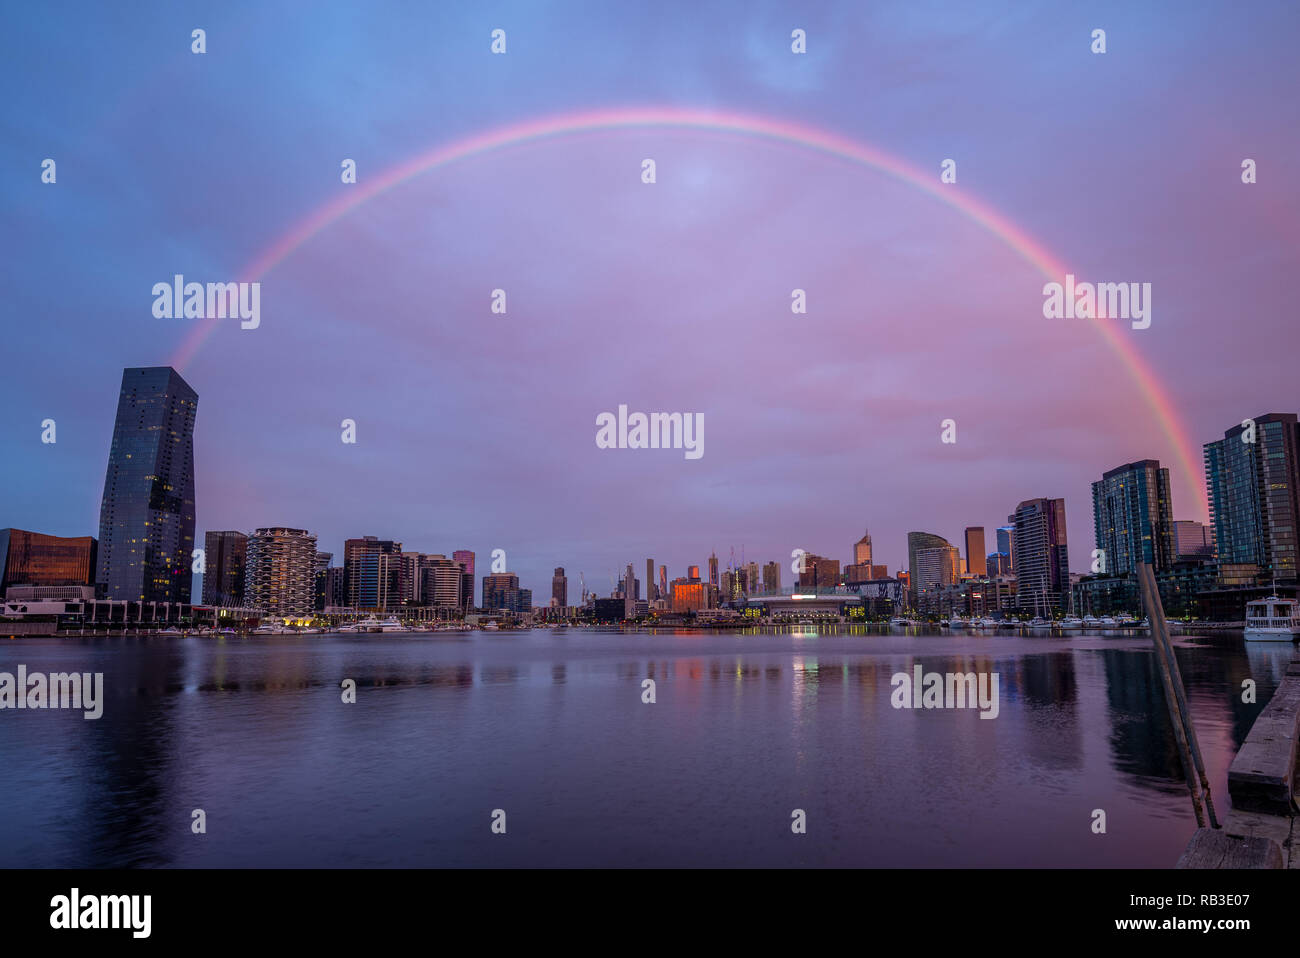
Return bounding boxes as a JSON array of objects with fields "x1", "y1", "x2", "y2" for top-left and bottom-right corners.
[{"x1": 1177, "y1": 829, "x2": 1282, "y2": 869}]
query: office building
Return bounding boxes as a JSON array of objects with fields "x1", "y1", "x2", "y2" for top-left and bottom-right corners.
[
  {"x1": 854, "y1": 530, "x2": 873, "y2": 567},
  {"x1": 963, "y1": 527, "x2": 985, "y2": 579},
  {"x1": 344, "y1": 537, "x2": 402, "y2": 610},
  {"x1": 1173, "y1": 520, "x2": 1214, "y2": 562},
  {"x1": 553, "y1": 567, "x2": 568, "y2": 607},
  {"x1": 453, "y1": 550, "x2": 475, "y2": 609}
]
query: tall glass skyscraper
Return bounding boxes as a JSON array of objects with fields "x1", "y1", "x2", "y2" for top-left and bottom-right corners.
[
  {"x1": 1091, "y1": 459, "x2": 1174, "y2": 576},
  {"x1": 96, "y1": 366, "x2": 198, "y2": 603},
  {"x1": 1204, "y1": 413, "x2": 1300, "y2": 582}
]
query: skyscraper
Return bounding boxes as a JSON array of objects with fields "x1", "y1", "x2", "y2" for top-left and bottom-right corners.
[
  {"x1": 708, "y1": 552, "x2": 719, "y2": 588},
  {"x1": 420, "y1": 556, "x2": 464, "y2": 608},
  {"x1": 624, "y1": 563, "x2": 636, "y2": 618},
  {"x1": 646, "y1": 558, "x2": 655, "y2": 601},
  {"x1": 96, "y1": 366, "x2": 198, "y2": 603},
  {"x1": 344, "y1": 536, "x2": 402, "y2": 610},
  {"x1": 762, "y1": 560, "x2": 780, "y2": 594},
  {"x1": 907, "y1": 532, "x2": 950, "y2": 601},
  {"x1": 454, "y1": 550, "x2": 475, "y2": 609},
  {"x1": 245, "y1": 527, "x2": 317, "y2": 617},
  {"x1": 1010, "y1": 498, "x2": 1069, "y2": 613},
  {"x1": 1091, "y1": 459, "x2": 1175, "y2": 576},
  {"x1": 659, "y1": 565, "x2": 667, "y2": 602},
  {"x1": 202, "y1": 531, "x2": 248, "y2": 606},
  {"x1": 1205, "y1": 414, "x2": 1300, "y2": 582},
  {"x1": 854, "y1": 530, "x2": 873, "y2": 566},
  {"x1": 963, "y1": 527, "x2": 985, "y2": 578},
  {"x1": 482, "y1": 572, "x2": 528, "y2": 613},
  {"x1": 553, "y1": 566, "x2": 568, "y2": 606},
  {"x1": 996, "y1": 526, "x2": 1016, "y2": 570}
]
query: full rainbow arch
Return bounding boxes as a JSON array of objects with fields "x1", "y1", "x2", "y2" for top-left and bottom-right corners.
[{"x1": 169, "y1": 105, "x2": 1208, "y2": 518}]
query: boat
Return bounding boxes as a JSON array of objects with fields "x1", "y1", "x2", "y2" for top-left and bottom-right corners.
[
  {"x1": 888, "y1": 616, "x2": 908, "y2": 627},
  {"x1": 1058, "y1": 616, "x2": 1084, "y2": 631},
  {"x1": 977, "y1": 617, "x2": 1000, "y2": 629},
  {"x1": 335, "y1": 621, "x2": 363, "y2": 633},
  {"x1": 159, "y1": 626, "x2": 183, "y2": 636},
  {"x1": 1026, "y1": 617, "x2": 1052, "y2": 630},
  {"x1": 483, "y1": 621, "x2": 500, "y2": 631},
  {"x1": 1244, "y1": 596, "x2": 1300, "y2": 641},
  {"x1": 1098, "y1": 616, "x2": 1118, "y2": 627},
  {"x1": 375, "y1": 616, "x2": 410, "y2": 633},
  {"x1": 1082, "y1": 615, "x2": 1101, "y2": 627},
  {"x1": 948, "y1": 616, "x2": 969, "y2": 629},
  {"x1": 251, "y1": 621, "x2": 292, "y2": 635}
]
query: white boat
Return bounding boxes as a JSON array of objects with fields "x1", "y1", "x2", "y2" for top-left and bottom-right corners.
[
  {"x1": 159, "y1": 626, "x2": 183, "y2": 636},
  {"x1": 1244, "y1": 596, "x2": 1300, "y2": 641},
  {"x1": 483, "y1": 621, "x2": 500, "y2": 631},
  {"x1": 376, "y1": 617, "x2": 410, "y2": 633},
  {"x1": 1026, "y1": 617, "x2": 1051, "y2": 630},
  {"x1": 251, "y1": 621, "x2": 292, "y2": 635},
  {"x1": 1082, "y1": 615, "x2": 1101, "y2": 627},
  {"x1": 1098, "y1": 616, "x2": 1118, "y2": 627},
  {"x1": 948, "y1": 616, "x2": 969, "y2": 629},
  {"x1": 1115, "y1": 614, "x2": 1140, "y2": 628},
  {"x1": 977, "y1": 617, "x2": 1000, "y2": 629},
  {"x1": 298, "y1": 627, "x2": 323, "y2": 634},
  {"x1": 1059, "y1": 616, "x2": 1084, "y2": 631},
  {"x1": 335, "y1": 621, "x2": 363, "y2": 633},
  {"x1": 889, "y1": 616, "x2": 908, "y2": 627}
]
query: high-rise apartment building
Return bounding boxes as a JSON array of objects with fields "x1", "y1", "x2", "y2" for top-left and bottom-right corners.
[
  {"x1": 344, "y1": 537, "x2": 402, "y2": 610},
  {"x1": 96, "y1": 367, "x2": 198, "y2": 603},
  {"x1": 245, "y1": 527, "x2": 317, "y2": 617},
  {"x1": 1091, "y1": 459, "x2": 1175, "y2": 576},
  {"x1": 1010, "y1": 498, "x2": 1069, "y2": 613},
  {"x1": 553, "y1": 567, "x2": 568, "y2": 606},
  {"x1": 963, "y1": 527, "x2": 985, "y2": 579},
  {"x1": 1204, "y1": 413, "x2": 1300, "y2": 582}
]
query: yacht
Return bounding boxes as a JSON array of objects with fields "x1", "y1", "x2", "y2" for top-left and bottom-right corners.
[
  {"x1": 1026, "y1": 617, "x2": 1052, "y2": 630},
  {"x1": 1082, "y1": 615, "x2": 1101, "y2": 628},
  {"x1": 251, "y1": 620, "x2": 292, "y2": 635},
  {"x1": 1058, "y1": 616, "x2": 1084, "y2": 631},
  {"x1": 1098, "y1": 616, "x2": 1118, "y2": 628},
  {"x1": 948, "y1": 616, "x2": 970, "y2": 629},
  {"x1": 483, "y1": 621, "x2": 500, "y2": 631},
  {"x1": 376, "y1": 617, "x2": 410, "y2": 633},
  {"x1": 1244, "y1": 596, "x2": 1300, "y2": 641},
  {"x1": 977, "y1": 617, "x2": 1000, "y2": 629}
]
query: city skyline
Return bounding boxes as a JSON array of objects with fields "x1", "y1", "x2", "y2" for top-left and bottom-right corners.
[{"x1": 4, "y1": 4, "x2": 1298, "y2": 607}]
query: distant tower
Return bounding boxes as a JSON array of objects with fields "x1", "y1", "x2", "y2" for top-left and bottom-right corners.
[
  {"x1": 964, "y1": 527, "x2": 986, "y2": 578},
  {"x1": 646, "y1": 558, "x2": 655, "y2": 601},
  {"x1": 552, "y1": 567, "x2": 568, "y2": 607},
  {"x1": 624, "y1": 563, "x2": 636, "y2": 619},
  {"x1": 854, "y1": 530, "x2": 873, "y2": 567},
  {"x1": 659, "y1": 565, "x2": 667, "y2": 601},
  {"x1": 708, "y1": 552, "x2": 719, "y2": 588}
]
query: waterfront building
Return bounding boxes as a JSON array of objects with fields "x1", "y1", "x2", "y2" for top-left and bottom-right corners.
[
  {"x1": 907, "y1": 532, "x2": 950, "y2": 602},
  {"x1": 1091, "y1": 459, "x2": 1175, "y2": 576},
  {"x1": 553, "y1": 567, "x2": 568, "y2": 607},
  {"x1": 708, "y1": 553, "x2": 718, "y2": 588},
  {"x1": 245, "y1": 527, "x2": 317, "y2": 617},
  {"x1": 96, "y1": 366, "x2": 198, "y2": 603},
  {"x1": 0, "y1": 529, "x2": 97, "y2": 592},
  {"x1": 646, "y1": 559, "x2": 655, "y2": 601},
  {"x1": 482, "y1": 572, "x2": 529, "y2": 614},
  {"x1": 1205, "y1": 413, "x2": 1300, "y2": 582},
  {"x1": 201, "y1": 531, "x2": 248, "y2": 606},
  {"x1": 1011, "y1": 498, "x2": 1069, "y2": 613},
  {"x1": 344, "y1": 537, "x2": 402, "y2": 610},
  {"x1": 421, "y1": 556, "x2": 464, "y2": 608}
]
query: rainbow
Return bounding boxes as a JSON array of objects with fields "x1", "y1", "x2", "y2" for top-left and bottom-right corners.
[{"x1": 169, "y1": 104, "x2": 1207, "y2": 517}]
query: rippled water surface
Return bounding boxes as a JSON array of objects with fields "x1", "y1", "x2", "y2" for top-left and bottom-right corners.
[{"x1": 0, "y1": 628, "x2": 1289, "y2": 867}]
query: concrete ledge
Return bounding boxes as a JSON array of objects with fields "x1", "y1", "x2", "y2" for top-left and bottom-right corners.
[{"x1": 1227, "y1": 666, "x2": 1300, "y2": 815}]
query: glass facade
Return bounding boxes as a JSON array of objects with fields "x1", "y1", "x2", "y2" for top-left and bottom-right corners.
[
  {"x1": 95, "y1": 367, "x2": 198, "y2": 603},
  {"x1": 0, "y1": 529, "x2": 97, "y2": 590},
  {"x1": 1205, "y1": 414, "x2": 1300, "y2": 581},
  {"x1": 1090, "y1": 459, "x2": 1175, "y2": 576}
]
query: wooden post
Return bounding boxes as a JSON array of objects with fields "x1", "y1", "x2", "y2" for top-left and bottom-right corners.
[{"x1": 1137, "y1": 563, "x2": 1217, "y2": 828}]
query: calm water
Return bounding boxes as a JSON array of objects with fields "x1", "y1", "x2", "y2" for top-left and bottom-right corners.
[{"x1": 0, "y1": 628, "x2": 1291, "y2": 868}]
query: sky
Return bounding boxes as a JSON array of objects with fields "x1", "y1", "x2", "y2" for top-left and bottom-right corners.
[{"x1": 2, "y1": 1, "x2": 1298, "y2": 598}]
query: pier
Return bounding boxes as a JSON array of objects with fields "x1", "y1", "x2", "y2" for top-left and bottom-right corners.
[{"x1": 1178, "y1": 650, "x2": 1300, "y2": 868}]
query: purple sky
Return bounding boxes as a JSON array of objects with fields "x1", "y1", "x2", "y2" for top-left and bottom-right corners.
[{"x1": 3, "y1": 1, "x2": 1298, "y2": 596}]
